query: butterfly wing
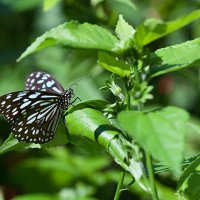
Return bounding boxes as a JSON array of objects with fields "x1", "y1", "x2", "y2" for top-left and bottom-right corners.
[
  {"x1": 25, "y1": 72, "x2": 65, "y2": 94},
  {"x1": 0, "y1": 90, "x2": 62, "y2": 143}
]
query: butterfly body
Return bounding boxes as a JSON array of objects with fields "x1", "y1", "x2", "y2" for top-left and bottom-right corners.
[{"x1": 0, "y1": 72, "x2": 76, "y2": 144}]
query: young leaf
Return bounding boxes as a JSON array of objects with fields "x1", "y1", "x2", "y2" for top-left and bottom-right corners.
[
  {"x1": 98, "y1": 52, "x2": 130, "y2": 77},
  {"x1": 135, "y1": 9, "x2": 200, "y2": 47},
  {"x1": 18, "y1": 21, "x2": 118, "y2": 61},
  {"x1": 150, "y1": 38, "x2": 200, "y2": 77},
  {"x1": 114, "y1": 15, "x2": 135, "y2": 51},
  {"x1": 117, "y1": 106, "x2": 189, "y2": 174}
]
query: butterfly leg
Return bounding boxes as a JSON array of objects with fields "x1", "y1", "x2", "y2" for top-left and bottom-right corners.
[{"x1": 70, "y1": 97, "x2": 81, "y2": 105}]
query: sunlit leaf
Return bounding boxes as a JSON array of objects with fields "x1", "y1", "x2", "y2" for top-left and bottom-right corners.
[
  {"x1": 65, "y1": 104, "x2": 145, "y2": 186},
  {"x1": 135, "y1": 9, "x2": 200, "y2": 47},
  {"x1": 114, "y1": 15, "x2": 135, "y2": 51},
  {"x1": 117, "y1": 106, "x2": 189, "y2": 174},
  {"x1": 17, "y1": 21, "x2": 118, "y2": 61},
  {"x1": 150, "y1": 38, "x2": 200, "y2": 77}
]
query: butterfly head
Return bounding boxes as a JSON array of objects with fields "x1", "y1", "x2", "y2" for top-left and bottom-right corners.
[{"x1": 59, "y1": 88, "x2": 75, "y2": 109}]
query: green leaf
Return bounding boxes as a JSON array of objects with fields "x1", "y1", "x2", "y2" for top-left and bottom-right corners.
[
  {"x1": 65, "y1": 104, "x2": 145, "y2": 185},
  {"x1": 0, "y1": 134, "x2": 40, "y2": 155},
  {"x1": 117, "y1": 106, "x2": 189, "y2": 174},
  {"x1": 0, "y1": 122, "x2": 68, "y2": 154},
  {"x1": 66, "y1": 100, "x2": 109, "y2": 114},
  {"x1": 65, "y1": 107, "x2": 119, "y2": 152},
  {"x1": 114, "y1": 15, "x2": 135, "y2": 51},
  {"x1": 178, "y1": 156, "x2": 200, "y2": 200},
  {"x1": 135, "y1": 9, "x2": 200, "y2": 47},
  {"x1": 98, "y1": 52, "x2": 130, "y2": 76},
  {"x1": 18, "y1": 21, "x2": 118, "y2": 61},
  {"x1": 43, "y1": 0, "x2": 61, "y2": 11},
  {"x1": 150, "y1": 38, "x2": 200, "y2": 77}
]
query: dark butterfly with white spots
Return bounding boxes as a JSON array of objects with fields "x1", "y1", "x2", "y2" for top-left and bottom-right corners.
[{"x1": 0, "y1": 72, "x2": 77, "y2": 144}]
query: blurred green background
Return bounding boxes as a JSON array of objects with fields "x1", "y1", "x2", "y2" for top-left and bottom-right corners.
[{"x1": 0, "y1": 0, "x2": 200, "y2": 199}]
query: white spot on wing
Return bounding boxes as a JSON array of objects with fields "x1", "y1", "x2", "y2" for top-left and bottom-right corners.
[
  {"x1": 52, "y1": 87, "x2": 61, "y2": 93},
  {"x1": 37, "y1": 80, "x2": 44, "y2": 84},
  {"x1": 20, "y1": 101, "x2": 31, "y2": 109},
  {"x1": 42, "y1": 76, "x2": 48, "y2": 80},
  {"x1": 27, "y1": 117, "x2": 36, "y2": 124},
  {"x1": 12, "y1": 111, "x2": 18, "y2": 115},
  {"x1": 46, "y1": 80, "x2": 55, "y2": 87},
  {"x1": 23, "y1": 99, "x2": 29, "y2": 102},
  {"x1": 36, "y1": 73, "x2": 41, "y2": 78},
  {"x1": 6, "y1": 95, "x2": 12, "y2": 99},
  {"x1": 18, "y1": 92, "x2": 27, "y2": 97},
  {"x1": 13, "y1": 97, "x2": 22, "y2": 102},
  {"x1": 29, "y1": 93, "x2": 40, "y2": 99}
]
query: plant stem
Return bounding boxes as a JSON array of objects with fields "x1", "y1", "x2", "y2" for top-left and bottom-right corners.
[
  {"x1": 114, "y1": 171, "x2": 125, "y2": 200},
  {"x1": 145, "y1": 151, "x2": 159, "y2": 200},
  {"x1": 126, "y1": 91, "x2": 131, "y2": 110}
]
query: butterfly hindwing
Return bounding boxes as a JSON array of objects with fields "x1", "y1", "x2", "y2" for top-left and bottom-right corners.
[
  {"x1": 0, "y1": 90, "x2": 62, "y2": 143},
  {"x1": 12, "y1": 103, "x2": 62, "y2": 143},
  {"x1": 26, "y1": 72, "x2": 65, "y2": 94}
]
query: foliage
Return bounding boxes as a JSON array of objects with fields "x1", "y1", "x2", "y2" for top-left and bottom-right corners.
[{"x1": 1, "y1": 1, "x2": 200, "y2": 200}]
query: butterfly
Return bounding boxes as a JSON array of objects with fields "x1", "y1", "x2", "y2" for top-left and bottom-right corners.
[{"x1": 0, "y1": 72, "x2": 77, "y2": 144}]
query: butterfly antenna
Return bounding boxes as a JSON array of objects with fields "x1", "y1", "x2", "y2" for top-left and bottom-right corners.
[{"x1": 68, "y1": 75, "x2": 92, "y2": 89}]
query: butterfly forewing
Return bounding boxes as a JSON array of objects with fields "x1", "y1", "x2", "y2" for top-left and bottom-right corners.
[
  {"x1": 26, "y1": 72, "x2": 64, "y2": 94},
  {"x1": 0, "y1": 90, "x2": 62, "y2": 143}
]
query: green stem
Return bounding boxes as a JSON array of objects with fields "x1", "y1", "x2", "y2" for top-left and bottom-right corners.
[
  {"x1": 126, "y1": 91, "x2": 131, "y2": 110},
  {"x1": 145, "y1": 152, "x2": 159, "y2": 200},
  {"x1": 114, "y1": 171, "x2": 125, "y2": 200}
]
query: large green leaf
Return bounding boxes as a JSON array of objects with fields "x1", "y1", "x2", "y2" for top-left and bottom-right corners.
[
  {"x1": 150, "y1": 38, "x2": 200, "y2": 77},
  {"x1": 117, "y1": 106, "x2": 189, "y2": 174},
  {"x1": 65, "y1": 105, "x2": 146, "y2": 186},
  {"x1": 65, "y1": 107, "x2": 121, "y2": 152},
  {"x1": 178, "y1": 156, "x2": 200, "y2": 200},
  {"x1": 18, "y1": 21, "x2": 118, "y2": 61},
  {"x1": 135, "y1": 9, "x2": 200, "y2": 47}
]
